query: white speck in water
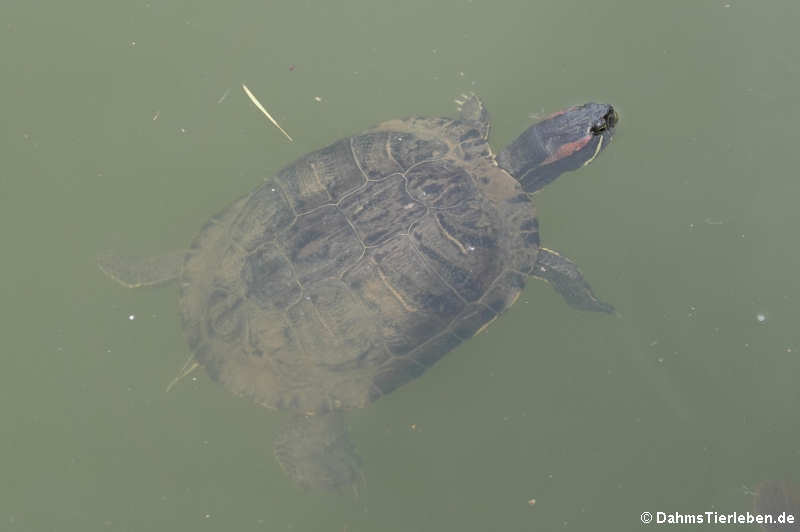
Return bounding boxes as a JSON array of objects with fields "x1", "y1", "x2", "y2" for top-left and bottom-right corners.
[
  {"x1": 129, "y1": 314, "x2": 135, "y2": 321},
  {"x1": 756, "y1": 313, "x2": 766, "y2": 323}
]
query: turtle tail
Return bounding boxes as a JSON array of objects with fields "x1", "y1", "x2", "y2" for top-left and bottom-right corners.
[{"x1": 273, "y1": 412, "x2": 363, "y2": 493}]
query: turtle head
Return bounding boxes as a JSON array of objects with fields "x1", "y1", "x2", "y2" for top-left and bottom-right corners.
[{"x1": 498, "y1": 103, "x2": 618, "y2": 193}]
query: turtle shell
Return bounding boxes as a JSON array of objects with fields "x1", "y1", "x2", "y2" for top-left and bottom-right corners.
[{"x1": 178, "y1": 115, "x2": 541, "y2": 413}]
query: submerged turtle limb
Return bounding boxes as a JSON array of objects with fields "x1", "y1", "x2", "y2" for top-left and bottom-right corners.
[
  {"x1": 97, "y1": 250, "x2": 186, "y2": 288},
  {"x1": 532, "y1": 248, "x2": 615, "y2": 314},
  {"x1": 273, "y1": 412, "x2": 362, "y2": 492}
]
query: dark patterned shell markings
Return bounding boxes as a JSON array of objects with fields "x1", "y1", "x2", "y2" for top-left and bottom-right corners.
[{"x1": 177, "y1": 116, "x2": 541, "y2": 414}]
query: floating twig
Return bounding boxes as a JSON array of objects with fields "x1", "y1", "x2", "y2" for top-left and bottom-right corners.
[
  {"x1": 241, "y1": 83, "x2": 293, "y2": 142},
  {"x1": 217, "y1": 87, "x2": 231, "y2": 104}
]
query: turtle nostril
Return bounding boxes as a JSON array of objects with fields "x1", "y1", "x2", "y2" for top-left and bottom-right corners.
[{"x1": 604, "y1": 107, "x2": 618, "y2": 128}]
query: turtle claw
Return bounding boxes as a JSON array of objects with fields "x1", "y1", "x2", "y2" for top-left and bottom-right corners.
[
  {"x1": 455, "y1": 92, "x2": 488, "y2": 127},
  {"x1": 454, "y1": 93, "x2": 474, "y2": 110}
]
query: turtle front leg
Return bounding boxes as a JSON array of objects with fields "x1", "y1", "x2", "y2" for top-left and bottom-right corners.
[{"x1": 532, "y1": 248, "x2": 615, "y2": 314}]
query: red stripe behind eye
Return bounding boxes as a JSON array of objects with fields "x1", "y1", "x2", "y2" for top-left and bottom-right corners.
[{"x1": 541, "y1": 135, "x2": 591, "y2": 165}]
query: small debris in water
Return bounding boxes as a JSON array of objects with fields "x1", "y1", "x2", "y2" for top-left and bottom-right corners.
[
  {"x1": 217, "y1": 88, "x2": 231, "y2": 104},
  {"x1": 528, "y1": 498, "x2": 536, "y2": 507},
  {"x1": 314, "y1": 96, "x2": 323, "y2": 103},
  {"x1": 128, "y1": 314, "x2": 135, "y2": 321},
  {"x1": 756, "y1": 313, "x2": 766, "y2": 324},
  {"x1": 288, "y1": 64, "x2": 295, "y2": 71},
  {"x1": 242, "y1": 83, "x2": 294, "y2": 142},
  {"x1": 152, "y1": 110, "x2": 160, "y2": 121}
]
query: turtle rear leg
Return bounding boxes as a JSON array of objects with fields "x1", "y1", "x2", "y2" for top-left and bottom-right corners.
[
  {"x1": 97, "y1": 249, "x2": 186, "y2": 288},
  {"x1": 533, "y1": 248, "x2": 615, "y2": 314}
]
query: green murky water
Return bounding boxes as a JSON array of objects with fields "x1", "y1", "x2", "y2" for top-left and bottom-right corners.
[{"x1": 2, "y1": 1, "x2": 799, "y2": 530}]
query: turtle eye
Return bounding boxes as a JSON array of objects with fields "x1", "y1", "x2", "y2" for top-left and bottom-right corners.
[{"x1": 589, "y1": 120, "x2": 606, "y2": 135}]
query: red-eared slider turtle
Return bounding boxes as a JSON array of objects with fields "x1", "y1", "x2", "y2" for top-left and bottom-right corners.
[{"x1": 99, "y1": 94, "x2": 618, "y2": 490}]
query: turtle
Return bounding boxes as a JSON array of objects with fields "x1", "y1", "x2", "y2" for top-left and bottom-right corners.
[{"x1": 98, "y1": 93, "x2": 619, "y2": 491}]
